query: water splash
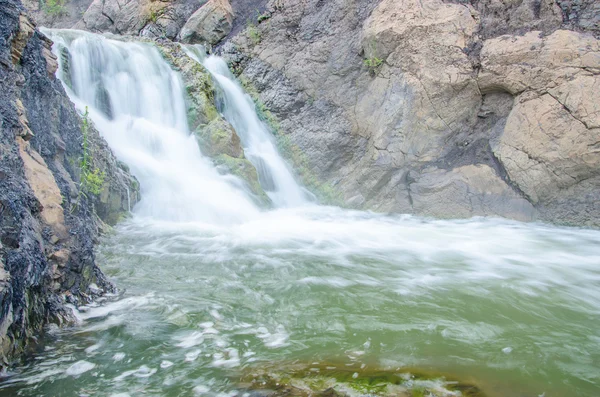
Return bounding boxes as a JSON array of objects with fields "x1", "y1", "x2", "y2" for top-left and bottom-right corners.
[
  {"x1": 184, "y1": 45, "x2": 309, "y2": 207},
  {"x1": 43, "y1": 29, "x2": 259, "y2": 224}
]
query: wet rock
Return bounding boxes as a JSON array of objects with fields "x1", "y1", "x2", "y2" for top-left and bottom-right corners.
[
  {"x1": 0, "y1": 0, "x2": 138, "y2": 366},
  {"x1": 158, "y1": 42, "x2": 268, "y2": 202},
  {"x1": 179, "y1": 0, "x2": 234, "y2": 45},
  {"x1": 199, "y1": 117, "x2": 244, "y2": 158}
]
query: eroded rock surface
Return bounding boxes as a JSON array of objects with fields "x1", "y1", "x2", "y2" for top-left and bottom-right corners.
[
  {"x1": 0, "y1": 0, "x2": 139, "y2": 365},
  {"x1": 15, "y1": 0, "x2": 600, "y2": 227},
  {"x1": 218, "y1": 0, "x2": 599, "y2": 225}
]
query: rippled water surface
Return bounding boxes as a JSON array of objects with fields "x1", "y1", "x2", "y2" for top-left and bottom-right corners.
[{"x1": 1, "y1": 208, "x2": 600, "y2": 396}]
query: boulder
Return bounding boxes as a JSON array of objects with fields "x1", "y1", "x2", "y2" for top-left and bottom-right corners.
[
  {"x1": 76, "y1": 0, "x2": 166, "y2": 36},
  {"x1": 179, "y1": 0, "x2": 234, "y2": 44},
  {"x1": 478, "y1": 30, "x2": 600, "y2": 95},
  {"x1": 492, "y1": 93, "x2": 600, "y2": 204}
]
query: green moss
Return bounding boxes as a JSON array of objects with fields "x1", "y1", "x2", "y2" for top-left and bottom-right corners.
[
  {"x1": 44, "y1": 0, "x2": 67, "y2": 16},
  {"x1": 364, "y1": 56, "x2": 383, "y2": 74},
  {"x1": 215, "y1": 154, "x2": 269, "y2": 204},
  {"x1": 247, "y1": 23, "x2": 262, "y2": 45},
  {"x1": 238, "y1": 364, "x2": 486, "y2": 397},
  {"x1": 238, "y1": 76, "x2": 342, "y2": 205},
  {"x1": 80, "y1": 107, "x2": 105, "y2": 197}
]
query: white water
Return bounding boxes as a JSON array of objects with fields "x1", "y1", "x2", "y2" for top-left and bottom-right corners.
[
  {"x1": 43, "y1": 29, "x2": 260, "y2": 224},
  {"x1": 15, "y1": 29, "x2": 600, "y2": 397},
  {"x1": 184, "y1": 45, "x2": 309, "y2": 207}
]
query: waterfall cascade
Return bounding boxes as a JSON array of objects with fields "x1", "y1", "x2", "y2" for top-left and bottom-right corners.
[
  {"x1": 45, "y1": 29, "x2": 309, "y2": 224},
  {"x1": 184, "y1": 45, "x2": 309, "y2": 207}
]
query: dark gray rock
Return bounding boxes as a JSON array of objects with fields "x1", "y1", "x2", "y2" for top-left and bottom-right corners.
[{"x1": 0, "y1": 0, "x2": 138, "y2": 366}]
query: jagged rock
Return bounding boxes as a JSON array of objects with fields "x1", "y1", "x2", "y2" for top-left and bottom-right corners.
[
  {"x1": 0, "y1": 0, "x2": 139, "y2": 366},
  {"x1": 179, "y1": 0, "x2": 234, "y2": 44},
  {"x1": 10, "y1": 14, "x2": 35, "y2": 64},
  {"x1": 471, "y1": 0, "x2": 563, "y2": 38}
]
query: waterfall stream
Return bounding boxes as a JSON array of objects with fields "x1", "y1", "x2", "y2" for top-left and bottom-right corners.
[
  {"x1": 184, "y1": 45, "x2": 309, "y2": 207},
  {"x1": 44, "y1": 29, "x2": 260, "y2": 223},
  {"x1": 3, "y1": 29, "x2": 599, "y2": 397}
]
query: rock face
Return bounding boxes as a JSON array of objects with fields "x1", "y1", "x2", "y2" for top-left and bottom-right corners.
[
  {"x1": 218, "y1": 0, "x2": 600, "y2": 226},
  {"x1": 179, "y1": 0, "x2": 234, "y2": 44},
  {"x1": 0, "y1": 0, "x2": 139, "y2": 365}
]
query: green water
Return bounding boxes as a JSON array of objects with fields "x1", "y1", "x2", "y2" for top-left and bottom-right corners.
[{"x1": 1, "y1": 208, "x2": 599, "y2": 396}]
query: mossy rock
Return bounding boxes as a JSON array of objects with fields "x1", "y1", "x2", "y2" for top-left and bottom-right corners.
[
  {"x1": 237, "y1": 363, "x2": 487, "y2": 397},
  {"x1": 196, "y1": 118, "x2": 243, "y2": 158},
  {"x1": 215, "y1": 154, "x2": 269, "y2": 205},
  {"x1": 155, "y1": 42, "x2": 219, "y2": 129}
]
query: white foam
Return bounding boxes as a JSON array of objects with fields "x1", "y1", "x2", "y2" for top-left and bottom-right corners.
[{"x1": 66, "y1": 360, "x2": 96, "y2": 376}]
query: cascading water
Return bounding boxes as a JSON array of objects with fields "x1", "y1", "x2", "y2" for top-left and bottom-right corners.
[
  {"x1": 43, "y1": 29, "x2": 259, "y2": 224},
  {"x1": 3, "y1": 29, "x2": 600, "y2": 397},
  {"x1": 184, "y1": 45, "x2": 309, "y2": 207}
]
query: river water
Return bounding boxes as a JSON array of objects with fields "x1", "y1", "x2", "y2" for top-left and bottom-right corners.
[{"x1": 1, "y1": 30, "x2": 599, "y2": 397}]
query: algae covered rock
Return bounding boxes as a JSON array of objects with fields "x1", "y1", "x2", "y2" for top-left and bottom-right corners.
[{"x1": 198, "y1": 117, "x2": 244, "y2": 158}]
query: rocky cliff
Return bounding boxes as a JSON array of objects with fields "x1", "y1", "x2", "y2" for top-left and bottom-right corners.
[
  {"x1": 0, "y1": 0, "x2": 139, "y2": 365},
  {"x1": 15, "y1": 0, "x2": 600, "y2": 226},
  {"x1": 220, "y1": 0, "x2": 599, "y2": 226},
  {"x1": 39, "y1": 0, "x2": 599, "y2": 226}
]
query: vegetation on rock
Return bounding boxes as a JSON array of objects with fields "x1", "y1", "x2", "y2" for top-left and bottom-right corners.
[{"x1": 79, "y1": 107, "x2": 105, "y2": 197}]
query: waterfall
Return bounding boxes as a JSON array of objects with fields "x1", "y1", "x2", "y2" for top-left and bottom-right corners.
[
  {"x1": 184, "y1": 46, "x2": 309, "y2": 208},
  {"x1": 43, "y1": 29, "x2": 260, "y2": 224}
]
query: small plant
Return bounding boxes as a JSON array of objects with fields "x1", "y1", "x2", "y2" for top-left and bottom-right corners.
[
  {"x1": 247, "y1": 23, "x2": 261, "y2": 45},
  {"x1": 364, "y1": 56, "x2": 383, "y2": 74},
  {"x1": 44, "y1": 0, "x2": 67, "y2": 16},
  {"x1": 80, "y1": 106, "x2": 105, "y2": 196},
  {"x1": 256, "y1": 9, "x2": 271, "y2": 23},
  {"x1": 149, "y1": 9, "x2": 159, "y2": 23}
]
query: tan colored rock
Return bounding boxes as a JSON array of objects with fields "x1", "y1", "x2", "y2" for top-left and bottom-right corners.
[
  {"x1": 50, "y1": 249, "x2": 70, "y2": 267},
  {"x1": 548, "y1": 75, "x2": 600, "y2": 129},
  {"x1": 17, "y1": 137, "x2": 68, "y2": 239},
  {"x1": 479, "y1": 30, "x2": 600, "y2": 94},
  {"x1": 11, "y1": 14, "x2": 35, "y2": 65},
  {"x1": 15, "y1": 99, "x2": 34, "y2": 141},
  {"x1": 356, "y1": 0, "x2": 480, "y2": 161},
  {"x1": 78, "y1": 0, "x2": 164, "y2": 36},
  {"x1": 179, "y1": 0, "x2": 234, "y2": 45},
  {"x1": 228, "y1": 0, "x2": 600, "y2": 224},
  {"x1": 492, "y1": 93, "x2": 600, "y2": 203},
  {"x1": 411, "y1": 165, "x2": 535, "y2": 220}
]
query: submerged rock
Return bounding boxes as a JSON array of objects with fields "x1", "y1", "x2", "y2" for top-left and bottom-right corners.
[{"x1": 237, "y1": 363, "x2": 486, "y2": 397}]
